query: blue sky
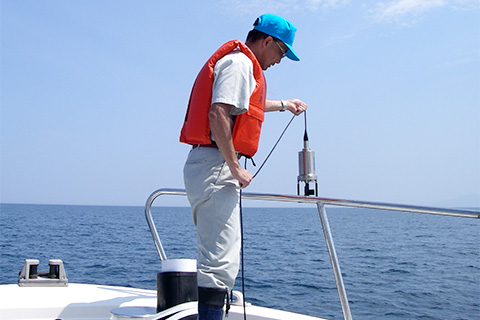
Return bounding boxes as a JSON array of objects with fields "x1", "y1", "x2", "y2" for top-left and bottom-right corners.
[{"x1": 1, "y1": 0, "x2": 479, "y2": 207}]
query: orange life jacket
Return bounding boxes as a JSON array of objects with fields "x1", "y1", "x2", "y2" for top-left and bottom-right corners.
[{"x1": 179, "y1": 40, "x2": 266, "y2": 158}]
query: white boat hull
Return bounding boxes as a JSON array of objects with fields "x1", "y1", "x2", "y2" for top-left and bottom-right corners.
[{"x1": 0, "y1": 283, "x2": 327, "y2": 320}]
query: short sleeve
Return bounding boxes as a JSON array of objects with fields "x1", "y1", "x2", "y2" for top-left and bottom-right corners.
[{"x1": 211, "y1": 51, "x2": 256, "y2": 116}]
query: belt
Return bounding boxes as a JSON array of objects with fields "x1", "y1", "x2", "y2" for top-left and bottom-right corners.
[
  {"x1": 192, "y1": 144, "x2": 243, "y2": 159},
  {"x1": 192, "y1": 144, "x2": 217, "y2": 149}
]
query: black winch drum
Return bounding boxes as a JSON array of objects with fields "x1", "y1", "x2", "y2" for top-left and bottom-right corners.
[
  {"x1": 157, "y1": 259, "x2": 198, "y2": 314},
  {"x1": 110, "y1": 259, "x2": 198, "y2": 319}
]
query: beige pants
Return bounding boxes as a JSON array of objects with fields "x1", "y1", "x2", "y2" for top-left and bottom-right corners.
[{"x1": 183, "y1": 146, "x2": 241, "y2": 291}]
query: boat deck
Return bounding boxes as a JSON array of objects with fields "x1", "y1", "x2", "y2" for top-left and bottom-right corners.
[{"x1": 0, "y1": 283, "x2": 326, "y2": 320}]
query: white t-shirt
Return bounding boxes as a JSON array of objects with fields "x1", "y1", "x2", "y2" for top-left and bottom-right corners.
[{"x1": 211, "y1": 50, "x2": 256, "y2": 116}]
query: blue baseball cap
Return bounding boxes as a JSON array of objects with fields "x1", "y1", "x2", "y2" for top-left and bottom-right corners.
[{"x1": 253, "y1": 14, "x2": 300, "y2": 61}]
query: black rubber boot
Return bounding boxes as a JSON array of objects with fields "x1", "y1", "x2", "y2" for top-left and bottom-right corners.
[{"x1": 198, "y1": 287, "x2": 227, "y2": 320}]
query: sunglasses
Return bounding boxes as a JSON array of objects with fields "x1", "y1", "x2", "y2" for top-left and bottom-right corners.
[{"x1": 274, "y1": 40, "x2": 287, "y2": 58}]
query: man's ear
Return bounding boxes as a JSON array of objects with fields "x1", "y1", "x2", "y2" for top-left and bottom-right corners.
[{"x1": 262, "y1": 35, "x2": 274, "y2": 48}]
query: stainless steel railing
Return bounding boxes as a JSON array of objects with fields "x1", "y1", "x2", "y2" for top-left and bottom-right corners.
[{"x1": 144, "y1": 188, "x2": 479, "y2": 320}]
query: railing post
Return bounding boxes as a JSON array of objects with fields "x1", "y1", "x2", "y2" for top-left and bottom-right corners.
[
  {"x1": 145, "y1": 190, "x2": 168, "y2": 261},
  {"x1": 317, "y1": 202, "x2": 353, "y2": 320}
]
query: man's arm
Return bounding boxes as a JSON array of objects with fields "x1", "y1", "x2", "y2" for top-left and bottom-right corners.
[
  {"x1": 209, "y1": 103, "x2": 253, "y2": 188},
  {"x1": 265, "y1": 99, "x2": 308, "y2": 115}
]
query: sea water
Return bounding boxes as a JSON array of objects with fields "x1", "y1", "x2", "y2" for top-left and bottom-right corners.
[{"x1": 1, "y1": 203, "x2": 478, "y2": 320}]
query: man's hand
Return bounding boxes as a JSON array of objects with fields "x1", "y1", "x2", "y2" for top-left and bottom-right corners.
[
  {"x1": 285, "y1": 99, "x2": 308, "y2": 115},
  {"x1": 229, "y1": 164, "x2": 253, "y2": 188}
]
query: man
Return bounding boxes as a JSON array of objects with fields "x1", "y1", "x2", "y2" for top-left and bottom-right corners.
[{"x1": 180, "y1": 14, "x2": 307, "y2": 319}]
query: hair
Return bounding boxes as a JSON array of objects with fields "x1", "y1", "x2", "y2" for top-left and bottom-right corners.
[{"x1": 246, "y1": 29, "x2": 270, "y2": 43}]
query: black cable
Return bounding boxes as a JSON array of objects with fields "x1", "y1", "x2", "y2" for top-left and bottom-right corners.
[
  {"x1": 238, "y1": 113, "x2": 298, "y2": 320},
  {"x1": 252, "y1": 114, "x2": 296, "y2": 179},
  {"x1": 304, "y1": 110, "x2": 308, "y2": 134},
  {"x1": 239, "y1": 158, "x2": 247, "y2": 320}
]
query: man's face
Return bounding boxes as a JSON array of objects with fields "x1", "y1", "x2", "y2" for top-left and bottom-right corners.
[{"x1": 260, "y1": 37, "x2": 288, "y2": 70}]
